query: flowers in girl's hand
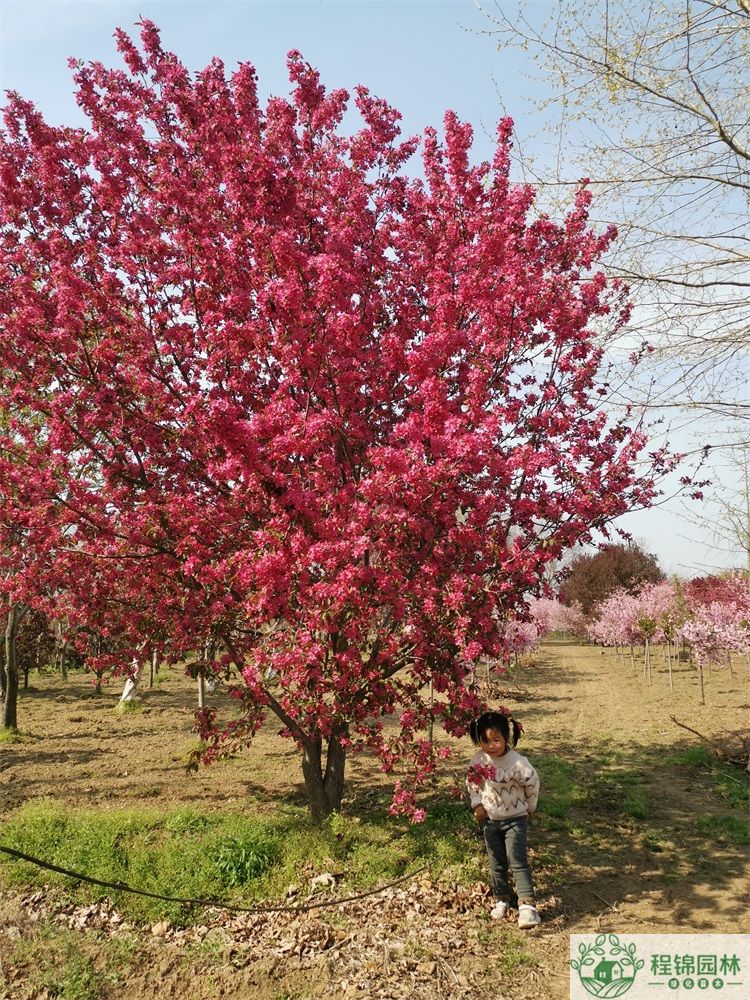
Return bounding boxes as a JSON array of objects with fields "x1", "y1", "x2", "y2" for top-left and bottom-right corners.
[{"x1": 466, "y1": 763, "x2": 496, "y2": 787}]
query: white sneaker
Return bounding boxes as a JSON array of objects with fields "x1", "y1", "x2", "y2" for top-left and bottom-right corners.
[
  {"x1": 518, "y1": 903, "x2": 541, "y2": 928},
  {"x1": 490, "y1": 901, "x2": 509, "y2": 919}
]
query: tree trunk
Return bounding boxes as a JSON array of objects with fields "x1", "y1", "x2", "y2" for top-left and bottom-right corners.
[
  {"x1": 54, "y1": 621, "x2": 68, "y2": 681},
  {"x1": 149, "y1": 647, "x2": 160, "y2": 688},
  {"x1": 3, "y1": 605, "x2": 27, "y2": 730},
  {"x1": 118, "y1": 658, "x2": 141, "y2": 703},
  {"x1": 666, "y1": 643, "x2": 674, "y2": 692},
  {"x1": 301, "y1": 730, "x2": 348, "y2": 821},
  {"x1": 0, "y1": 619, "x2": 6, "y2": 702}
]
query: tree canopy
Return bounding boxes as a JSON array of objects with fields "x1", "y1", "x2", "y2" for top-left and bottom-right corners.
[
  {"x1": 561, "y1": 543, "x2": 664, "y2": 616},
  {"x1": 0, "y1": 21, "x2": 670, "y2": 814}
]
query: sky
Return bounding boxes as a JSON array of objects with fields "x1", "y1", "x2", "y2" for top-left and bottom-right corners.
[{"x1": 1, "y1": 0, "x2": 744, "y2": 578}]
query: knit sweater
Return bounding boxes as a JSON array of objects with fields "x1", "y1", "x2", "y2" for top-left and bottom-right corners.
[{"x1": 466, "y1": 748, "x2": 540, "y2": 820}]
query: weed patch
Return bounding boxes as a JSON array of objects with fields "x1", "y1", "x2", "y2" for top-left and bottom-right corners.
[
  {"x1": 40, "y1": 950, "x2": 101, "y2": 1000},
  {"x1": 0, "y1": 728, "x2": 30, "y2": 744},
  {"x1": 667, "y1": 746, "x2": 750, "y2": 811},
  {"x1": 8, "y1": 926, "x2": 107, "y2": 1000},
  {"x1": 693, "y1": 814, "x2": 750, "y2": 846}
]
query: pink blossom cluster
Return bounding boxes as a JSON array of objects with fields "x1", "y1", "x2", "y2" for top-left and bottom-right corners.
[
  {"x1": 679, "y1": 580, "x2": 750, "y2": 668},
  {"x1": 587, "y1": 589, "x2": 644, "y2": 645},
  {"x1": 499, "y1": 618, "x2": 541, "y2": 656},
  {"x1": 466, "y1": 762, "x2": 497, "y2": 787},
  {"x1": 527, "y1": 597, "x2": 586, "y2": 637},
  {"x1": 588, "y1": 581, "x2": 681, "y2": 645}
]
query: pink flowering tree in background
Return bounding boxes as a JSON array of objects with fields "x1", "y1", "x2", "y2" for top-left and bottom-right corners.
[
  {"x1": 0, "y1": 21, "x2": 672, "y2": 816},
  {"x1": 680, "y1": 575, "x2": 750, "y2": 702},
  {"x1": 498, "y1": 618, "x2": 541, "y2": 665},
  {"x1": 589, "y1": 574, "x2": 749, "y2": 702},
  {"x1": 685, "y1": 574, "x2": 750, "y2": 611},
  {"x1": 528, "y1": 596, "x2": 585, "y2": 638},
  {"x1": 588, "y1": 590, "x2": 641, "y2": 649},
  {"x1": 631, "y1": 581, "x2": 678, "y2": 686},
  {"x1": 588, "y1": 582, "x2": 678, "y2": 682}
]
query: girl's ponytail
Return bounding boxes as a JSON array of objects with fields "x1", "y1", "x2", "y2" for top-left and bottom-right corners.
[
  {"x1": 510, "y1": 717, "x2": 523, "y2": 747},
  {"x1": 469, "y1": 717, "x2": 481, "y2": 746}
]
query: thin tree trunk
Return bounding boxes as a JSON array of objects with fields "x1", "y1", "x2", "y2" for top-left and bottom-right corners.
[
  {"x1": 666, "y1": 642, "x2": 674, "y2": 692},
  {"x1": 54, "y1": 621, "x2": 68, "y2": 682},
  {"x1": 149, "y1": 647, "x2": 160, "y2": 688},
  {"x1": 0, "y1": 617, "x2": 6, "y2": 702},
  {"x1": 428, "y1": 678, "x2": 434, "y2": 748},
  {"x1": 3, "y1": 605, "x2": 27, "y2": 730},
  {"x1": 697, "y1": 661, "x2": 705, "y2": 705}
]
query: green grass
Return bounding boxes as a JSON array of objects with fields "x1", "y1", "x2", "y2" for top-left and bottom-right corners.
[
  {"x1": 113, "y1": 699, "x2": 143, "y2": 714},
  {"x1": 642, "y1": 831, "x2": 668, "y2": 853},
  {"x1": 667, "y1": 746, "x2": 714, "y2": 768},
  {"x1": 475, "y1": 925, "x2": 538, "y2": 974},
  {"x1": 534, "y1": 756, "x2": 577, "y2": 818},
  {"x1": 0, "y1": 799, "x2": 476, "y2": 925},
  {"x1": 0, "y1": 727, "x2": 30, "y2": 744},
  {"x1": 623, "y1": 787, "x2": 648, "y2": 820},
  {"x1": 496, "y1": 931, "x2": 539, "y2": 975},
  {"x1": 693, "y1": 814, "x2": 750, "y2": 846}
]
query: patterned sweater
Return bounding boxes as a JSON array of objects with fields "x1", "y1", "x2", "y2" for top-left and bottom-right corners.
[{"x1": 466, "y1": 748, "x2": 540, "y2": 820}]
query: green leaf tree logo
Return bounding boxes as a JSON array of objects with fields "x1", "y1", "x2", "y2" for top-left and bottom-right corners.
[{"x1": 571, "y1": 934, "x2": 645, "y2": 998}]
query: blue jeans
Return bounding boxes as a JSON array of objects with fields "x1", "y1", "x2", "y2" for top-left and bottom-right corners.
[{"x1": 482, "y1": 815, "x2": 536, "y2": 903}]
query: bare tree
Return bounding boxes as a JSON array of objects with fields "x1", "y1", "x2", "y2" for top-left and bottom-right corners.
[
  {"x1": 683, "y1": 446, "x2": 750, "y2": 572},
  {"x1": 481, "y1": 1, "x2": 750, "y2": 433}
]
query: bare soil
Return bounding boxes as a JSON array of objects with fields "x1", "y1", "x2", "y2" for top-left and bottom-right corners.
[{"x1": 1, "y1": 642, "x2": 748, "y2": 1000}]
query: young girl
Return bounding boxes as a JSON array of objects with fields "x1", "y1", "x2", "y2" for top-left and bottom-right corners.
[{"x1": 466, "y1": 710, "x2": 541, "y2": 928}]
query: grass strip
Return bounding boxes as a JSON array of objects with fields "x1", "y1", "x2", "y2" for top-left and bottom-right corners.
[{"x1": 0, "y1": 799, "x2": 474, "y2": 924}]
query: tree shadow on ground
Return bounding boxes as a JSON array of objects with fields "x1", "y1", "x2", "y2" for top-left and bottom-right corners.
[{"x1": 527, "y1": 733, "x2": 748, "y2": 930}]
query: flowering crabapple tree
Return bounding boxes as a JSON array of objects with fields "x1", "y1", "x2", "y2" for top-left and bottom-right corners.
[{"x1": 0, "y1": 22, "x2": 671, "y2": 817}]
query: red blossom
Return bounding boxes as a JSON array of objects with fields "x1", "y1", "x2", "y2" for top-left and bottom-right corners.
[{"x1": 466, "y1": 763, "x2": 497, "y2": 787}]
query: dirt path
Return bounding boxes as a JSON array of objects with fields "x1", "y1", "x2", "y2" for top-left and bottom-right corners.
[{"x1": 1, "y1": 642, "x2": 748, "y2": 999}]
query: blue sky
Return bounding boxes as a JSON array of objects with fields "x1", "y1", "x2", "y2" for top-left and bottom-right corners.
[
  {"x1": 1, "y1": 0, "x2": 517, "y2": 144},
  {"x1": 1, "y1": 0, "x2": 741, "y2": 577}
]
